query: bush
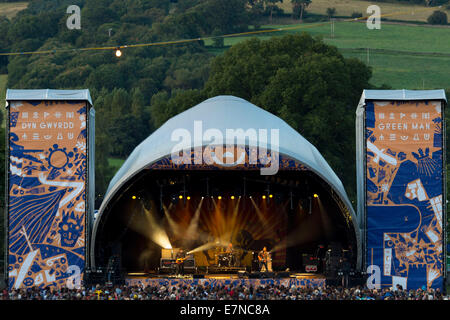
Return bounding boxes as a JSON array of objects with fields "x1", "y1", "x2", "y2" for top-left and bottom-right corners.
[
  {"x1": 427, "y1": 10, "x2": 448, "y2": 25},
  {"x1": 351, "y1": 12, "x2": 363, "y2": 19},
  {"x1": 326, "y1": 7, "x2": 336, "y2": 18},
  {"x1": 212, "y1": 28, "x2": 224, "y2": 48}
]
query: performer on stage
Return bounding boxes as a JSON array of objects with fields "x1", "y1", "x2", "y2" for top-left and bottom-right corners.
[
  {"x1": 175, "y1": 248, "x2": 187, "y2": 276},
  {"x1": 258, "y1": 246, "x2": 269, "y2": 272},
  {"x1": 225, "y1": 242, "x2": 235, "y2": 267}
]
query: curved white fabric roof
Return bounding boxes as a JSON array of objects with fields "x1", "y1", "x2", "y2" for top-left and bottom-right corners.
[
  {"x1": 105, "y1": 95, "x2": 348, "y2": 200},
  {"x1": 94, "y1": 95, "x2": 361, "y2": 266}
]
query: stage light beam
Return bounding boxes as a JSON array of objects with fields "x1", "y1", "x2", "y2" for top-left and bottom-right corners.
[
  {"x1": 128, "y1": 204, "x2": 172, "y2": 251},
  {"x1": 183, "y1": 198, "x2": 204, "y2": 243}
]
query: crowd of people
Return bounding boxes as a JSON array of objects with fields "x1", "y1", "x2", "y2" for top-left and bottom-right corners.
[{"x1": 1, "y1": 283, "x2": 448, "y2": 300}]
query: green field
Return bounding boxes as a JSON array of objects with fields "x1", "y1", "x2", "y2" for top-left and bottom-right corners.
[
  {"x1": 207, "y1": 21, "x2": 450, "y2": 90},
  {"x1": 108, "y1": 157, "x2": 125, "y2": 173},
  {"x1": 277, "y1": 0, "x2": 450, "y2": 23},
  {"x1": 0, "y1": 74, "x2": 6, "y2": 101},
  {"x1": 0, "y1": 2, "x2": 28, "y2": 19},
  {"x1": 0, "y1": 74, "x2": 6, "y2": 127},
  {"x1": 342, "y1": 49, "x2": 450, "y2": 89}
]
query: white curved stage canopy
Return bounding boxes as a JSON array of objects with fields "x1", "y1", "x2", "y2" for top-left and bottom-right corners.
[{"x1": 92, "y1": 95, "x2": 361, "y2": 267}]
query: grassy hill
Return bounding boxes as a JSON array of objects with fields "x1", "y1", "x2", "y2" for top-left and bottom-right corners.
[
  {"x1": 0, "y1": 74, "x2": 6, "y2": 126},
  {"x1": 0, "y1": 2, "x2": 28, "y2": 19},
  {"x1": 108, "y1": 157, "x2": 125, "y2": 174},
  {"x1": 0, "y1": 74, "x2": 6, "y2": 100},
  {"x1": 206, "y1": 21, "x2": 450, "y2": 90},
  {"x1": 277, "y1": 0, "x2": 450, "y2": 23}
]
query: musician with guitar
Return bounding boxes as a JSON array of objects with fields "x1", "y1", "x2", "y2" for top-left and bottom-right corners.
[
  {"x1": 258, "y1": 246, "x2": 269, "y2": 272},
  {"x1": 175, "y1": 248, "x2": 187, "y2": 276}
]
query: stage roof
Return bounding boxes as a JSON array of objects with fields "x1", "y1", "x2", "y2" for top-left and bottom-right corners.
[
  {"x1": 103, "y1": 95, "x2": 353, "y2": 210},
  {"x1": 6, "y1": 89, "x2": 93, "y2": 106},
  {"x1": 359, "y1": 89, "x2": 447, "y2": 104}
]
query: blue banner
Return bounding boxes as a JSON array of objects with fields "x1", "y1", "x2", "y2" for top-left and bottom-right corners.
[{"x1": 365, "y1": 100, "x2": 444, "y2": 290}]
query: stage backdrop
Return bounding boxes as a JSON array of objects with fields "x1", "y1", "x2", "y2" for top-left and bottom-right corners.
[
  {"x1": 5, "y1": 89, "x2": 94, "y2": 290},
  {"x1": 356, "y1": 90, "x2": 447, "y2": 290}
]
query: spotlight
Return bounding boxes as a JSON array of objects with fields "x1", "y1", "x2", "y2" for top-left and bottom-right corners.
[
  {"x1": 187, "y1": 196, "x2": 191, "y2": 200},
  {"x1": 202, "y1": 196, "x2": 204, "y2": 199},
  {"x1": 269, "y1": 194, "x2": 273, "y2": 198},
  {"x1": 262, "y1": 195, "x2": 266, "y2": 199},
  {"x1": 218, "y1": 196, "x2": 222, "y2": 200},
  {"x1": 115, "y1": 48, "x2": 122, "y2": 58},
  {"x1": 179, "y1": 195, "x2": 183, "y2": 199},
  {"x1": 231, "y1": 196, "x2": 235, "y2": 200},
  {"x1": 313, "y1": 194, "x2": 319, "y2": 198},
  {"x1": 132, "y1": 195, "x2": 136, "y2": 200}
]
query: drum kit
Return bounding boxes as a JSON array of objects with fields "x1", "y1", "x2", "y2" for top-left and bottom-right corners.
[{"x1": 217, "y1": 252, "x2": 237, "y2": 267}]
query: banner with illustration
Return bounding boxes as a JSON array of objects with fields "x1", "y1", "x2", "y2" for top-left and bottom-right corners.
[
  {"x1": 8, "y1": 100, "x2": 87, "y2": 290},
  {"x1": 365, "y1": 100, "x2": 443, "y2": 290}
]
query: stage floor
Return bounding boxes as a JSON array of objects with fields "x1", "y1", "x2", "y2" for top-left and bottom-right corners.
[{"x1": 125, "y1": 273, "x2": 326, "y2": 288}]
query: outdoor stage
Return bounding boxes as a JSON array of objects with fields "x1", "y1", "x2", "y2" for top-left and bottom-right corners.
[
  {"x1": 125, "y1": 273, "x2": 326, "y2": 289},
  {"x1": 88, "y1": 96, "x2": 362, "y2": 289}
]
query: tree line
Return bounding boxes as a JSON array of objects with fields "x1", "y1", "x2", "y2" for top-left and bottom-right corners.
[{"x1": 0, "y1": 0, "x2": 448, "y2": 206}]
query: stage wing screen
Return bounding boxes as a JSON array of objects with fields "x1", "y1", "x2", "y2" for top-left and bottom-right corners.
[
  {"x1": 8, "y1": 100, "x2": 88, "y2": 289},
  {"x1": 365, "y1": 100, "x2": 444, "y2": 290}
]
